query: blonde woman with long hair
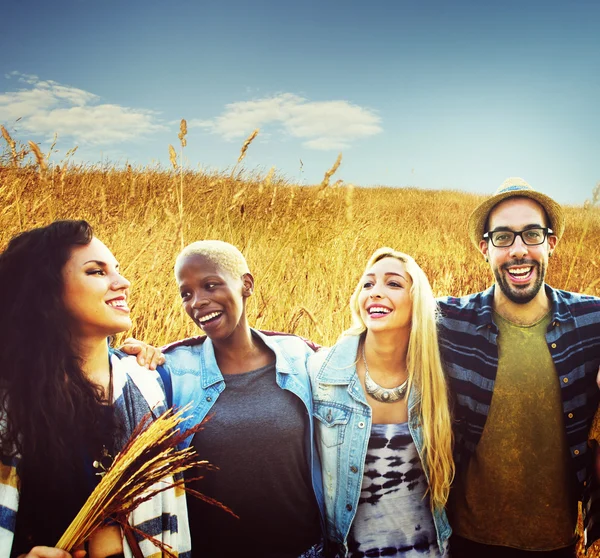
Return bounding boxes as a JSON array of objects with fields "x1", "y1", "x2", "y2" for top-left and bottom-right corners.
[{"x1": 309, "y1": 247, "x2": 454, "y2": 557}]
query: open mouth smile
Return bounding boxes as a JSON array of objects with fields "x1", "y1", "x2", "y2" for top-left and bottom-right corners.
[
  {"x1": 505, "y1": 265, "x2": 535, "y2": 284},
  {"x1": 197, "y1": 311, "x2": 223, "y2": 327},
  {"x1": 106, "y1": 298, "x2": 129, "y2": 312},
  {"x1": 367, "y1": 305, "x2": 392, "y2": 318}
]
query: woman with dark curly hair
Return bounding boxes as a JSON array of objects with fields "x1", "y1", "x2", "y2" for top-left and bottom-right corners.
[{"x1": 0, "y1": 220, "x2": 190, "y2": 558}]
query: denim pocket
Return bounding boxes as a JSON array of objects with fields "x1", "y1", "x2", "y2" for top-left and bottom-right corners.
[{"x1": 314, "y1": 402, "x2": 351, "y2": 448}]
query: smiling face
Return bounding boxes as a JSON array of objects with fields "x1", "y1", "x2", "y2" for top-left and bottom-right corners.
[
  {"x1": 480, "y1": 197, "x2": 557, "y2": 305},
  {"x1": 62, "y1": 237, "x2": 132, "y2": 341},
  {"x1": 357, "y1": 257, "x2": 413, "y2": 333},
  {"x1": 176, "y1": 253, "x2": 253, "y2": 341}
]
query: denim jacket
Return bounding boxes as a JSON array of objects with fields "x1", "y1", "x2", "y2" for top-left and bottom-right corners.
[
  {"x1": 161, "y1": 328, "x2": 326, "y2": 528},
  {"x1": 308, "y1": 334, "x2": 451, "y2": 555}
]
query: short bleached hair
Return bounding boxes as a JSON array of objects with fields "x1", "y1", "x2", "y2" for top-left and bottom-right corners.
[{"x1": 174, "y1": 240, "x2": 250, "y2": 279}]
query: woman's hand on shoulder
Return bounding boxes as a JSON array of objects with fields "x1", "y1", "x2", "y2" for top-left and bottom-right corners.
[
  {"x1": 18, "y1": 547, "x2": 86, "y2": 558},
  {"x1": 120, "y1": 337, "x2": 165, "y2": 370}
]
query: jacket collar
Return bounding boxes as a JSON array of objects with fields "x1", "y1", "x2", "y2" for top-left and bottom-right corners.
[
  {"x1": 317, "y1": 333, "x2": 421, "y2": 409},
  {"x1": 199, "y1": 328, "x2": 297, "y2": 389},
  {"x1": 252, "y1": 329, "x2": 299, "y2": 375},
  {"x1": 317, "y1": 334, "x2": 361, "y2": 385}
]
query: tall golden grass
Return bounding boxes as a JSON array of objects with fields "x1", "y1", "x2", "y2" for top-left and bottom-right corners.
[
  {"x1": 1, "y1": 132, "x2": 599, "y2": 555},
  {"x1": 1, "y1": 136, "x2": 598, "y2": 348}
]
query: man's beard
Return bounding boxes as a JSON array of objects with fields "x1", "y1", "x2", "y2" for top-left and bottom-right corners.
[{"x1": 493, "y1": 259, "x2": 546, "y2": 304}]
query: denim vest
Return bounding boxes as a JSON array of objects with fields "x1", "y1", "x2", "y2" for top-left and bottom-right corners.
[
  {"x1": 308, "y1": 334, "x2": 451, "y2": 554},
  {"x1": 161, "y1": 328, "x2": 326, "y2": 529}
]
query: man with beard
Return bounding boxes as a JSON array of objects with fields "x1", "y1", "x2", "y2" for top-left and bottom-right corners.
[{"x1": 438, "y1": 178, "x2": 600, "y2": 557}]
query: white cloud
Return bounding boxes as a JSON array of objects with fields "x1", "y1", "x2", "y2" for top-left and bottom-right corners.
[
  {"x1": 190, "y1": 93, "x2": 382, "y2": 150},
  {"x1": 0, "y1": 72, "x2": 165, "y2": 145}
]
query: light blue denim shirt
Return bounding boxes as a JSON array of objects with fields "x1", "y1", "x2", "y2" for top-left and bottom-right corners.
[
  {"x1": 308, "y1": 334, "x2": 451, "y2": 555},
  {"x1": 161, "y1": 328, "x2": 325, "y2": 528}
]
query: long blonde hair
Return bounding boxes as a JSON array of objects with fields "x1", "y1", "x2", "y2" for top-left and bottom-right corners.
[{"x1": 344, "y1": 247, "x2": 454, "y2": 511}]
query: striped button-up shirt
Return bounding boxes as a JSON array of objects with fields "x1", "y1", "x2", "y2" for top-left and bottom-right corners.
[{"x1": 437, "y1": 284, "x2": 600, "y2": 546}]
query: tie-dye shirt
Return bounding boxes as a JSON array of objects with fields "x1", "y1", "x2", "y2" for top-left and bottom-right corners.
[{"x1": 347, "y1": 422, "x2": 445, "y2": 558}]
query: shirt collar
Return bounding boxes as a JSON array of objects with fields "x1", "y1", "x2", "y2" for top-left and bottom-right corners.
[
  {"x1": 545, "y1": 284, "x2": 575, "y2": 324},
  {"x1": 478, "y1": 283, "x2": 574, "y2": 329},
  {"x1": 473, "y1": 285, "x2": 496, "y2": 329}
]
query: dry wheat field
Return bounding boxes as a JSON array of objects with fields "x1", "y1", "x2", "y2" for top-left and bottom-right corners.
[{"x1": 1, "y1": 127, "x2": 600, "y2": 555}]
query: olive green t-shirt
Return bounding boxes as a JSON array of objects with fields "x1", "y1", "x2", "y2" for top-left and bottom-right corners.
[{"x1": 449, "y1": 310, "x2": 578, "y2": 550}]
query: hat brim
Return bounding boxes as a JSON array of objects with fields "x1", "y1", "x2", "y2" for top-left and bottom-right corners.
[{"x1": 468, "y1": 190, "x2": 565, "y2": 249}]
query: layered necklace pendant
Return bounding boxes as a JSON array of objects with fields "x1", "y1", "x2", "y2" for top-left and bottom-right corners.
[{"x1": 362, "y1": 345, "x2": 409, "y2": 403}]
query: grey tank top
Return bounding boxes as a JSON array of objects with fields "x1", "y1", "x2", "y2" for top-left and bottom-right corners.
[{"x1": 347, "y1": 422, "x2": 443, "y2": 557}]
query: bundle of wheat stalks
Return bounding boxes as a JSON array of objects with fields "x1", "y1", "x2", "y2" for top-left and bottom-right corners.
[{"x1": 55, "y1": 405, "x2": 223, "y2": 556}]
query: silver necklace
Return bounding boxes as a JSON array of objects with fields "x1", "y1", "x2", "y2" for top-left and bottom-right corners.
[{"x1": 362, "y1": 344, "x2": 408, "y2": 403}]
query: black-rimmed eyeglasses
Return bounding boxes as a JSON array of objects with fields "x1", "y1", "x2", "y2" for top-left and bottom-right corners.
[{"x1": 483, "y1": 227, "x2": 554, "y2": 248}]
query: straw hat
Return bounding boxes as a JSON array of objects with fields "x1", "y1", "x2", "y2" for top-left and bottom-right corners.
[{"x1": 468, "y1": 177, "x2": 565, "y2": 248}]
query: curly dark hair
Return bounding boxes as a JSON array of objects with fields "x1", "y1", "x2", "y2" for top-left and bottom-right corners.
[{"x1": 0, "y1": 220, "x2": 119, "y2": 549}]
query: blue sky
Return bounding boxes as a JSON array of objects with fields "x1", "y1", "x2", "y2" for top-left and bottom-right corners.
[{"x1": 1, "y1": 0, "x2": 599, "y2": 204}]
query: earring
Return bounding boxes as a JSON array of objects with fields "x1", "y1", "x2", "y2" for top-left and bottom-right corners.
[
  {"x1": 485, "y1": 257, "x2": 488, "y2": 262},
  {"x1": 549, "y1": 252, "x2": 553, "y2": 258}
]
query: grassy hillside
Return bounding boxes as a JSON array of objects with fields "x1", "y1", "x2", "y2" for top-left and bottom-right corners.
[
  {"x1": 2, "y1": 130, "x2": 600, "y2": 555},
  {"x1": 1, "y1": 151, "x2": 598, "y2": 348}
]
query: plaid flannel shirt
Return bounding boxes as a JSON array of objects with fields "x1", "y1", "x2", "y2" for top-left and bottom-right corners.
[{"x1": 437, "y1": 284, "x2": 600, "y2": 548}]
